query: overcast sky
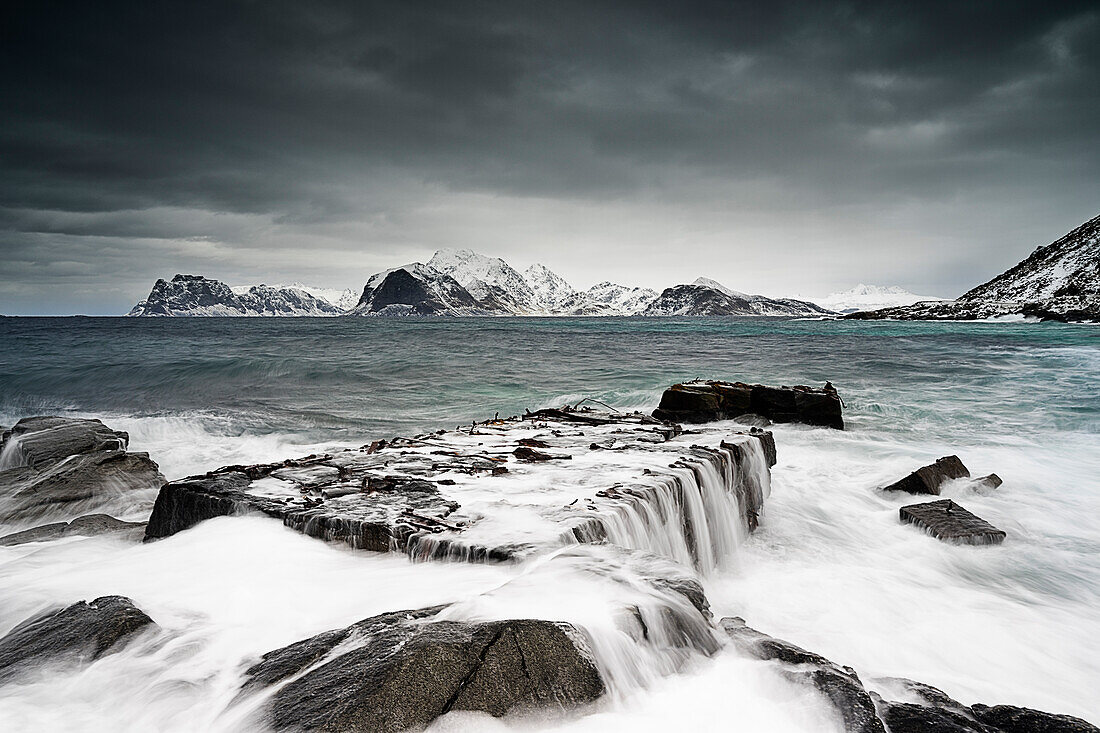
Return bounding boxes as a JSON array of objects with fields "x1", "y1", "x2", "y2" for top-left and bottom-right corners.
[{"x1": 2, "y1": 0, "x2": 1098, "y2": 314}]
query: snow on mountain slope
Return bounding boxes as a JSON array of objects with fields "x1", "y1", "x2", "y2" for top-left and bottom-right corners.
[
  {"x1": 644, "y1": 278, "x2": 831, "y2": 316},
  {"x1": 817, "y1": 284, "x2": 946, "y2": 314},
  {"x1": 523, "y1": 263, "x2": 579, "y2": 312},
  {"x1": 692, "y1": 277, "x2": 750, "y2": 300},
  {"x1": 847, "y1": 214, "x2": 1100, "y2": 322},
  {"x1": 427, "y1": 249, "x2": 538, "y2": 313},
  {"x1": 586, "y1": 282, "x2": 658, "y2": 314},
  {"x1": 278, "y1": 283, "x2": 359, "y2": 311},
  {"x1": 129, "y1": 275, "x2": 343, "y2": 316}
]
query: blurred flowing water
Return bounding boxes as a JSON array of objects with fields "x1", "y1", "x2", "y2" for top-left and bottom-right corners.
[{"x1": 0, "y1": 316, "x2": 1098, "y2": 730}]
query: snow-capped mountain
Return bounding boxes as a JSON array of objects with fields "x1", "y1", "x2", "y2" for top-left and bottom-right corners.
[
  {"x1": 274, "y1": 283, "x2": 359, "y2": 311},
  {"x1": 846, "y1": 214, "x2": 1100, "y2": 322},
  {"x1": 524, "y1": 263, "x2": 577, "y2": 312},
  {"x1": 427, "y1": 249, "x2": 539, "y2": 314},
  {"x1": 642, "y1": 278, "x2": 832, "y2": 317},
  {"x1": 347, "y1": 263, "x2": 488, "y2": 316},
  {"x1": 816, "y1": 284, "x2": 946, "y2": 314},
  {"x1": 127, "y1": 253, "x2": 831, "y2": 318},
  {"x1": 586, "y1": 282, "x2": 658, "y2": 314},
  {"x1": 128, "y1": 275, "x2": 344, "y2": 316}
]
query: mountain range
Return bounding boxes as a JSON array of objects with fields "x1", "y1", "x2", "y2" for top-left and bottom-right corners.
[
  {"x1": 128, "y1": 213, "x2": 1099, "y2": 321},
  {"x1": 846, "y1": 213, "x2": 1100, "y2": 322},
  {"x1": 128, "y1": 250, "x2": 827, "y2": 317}
]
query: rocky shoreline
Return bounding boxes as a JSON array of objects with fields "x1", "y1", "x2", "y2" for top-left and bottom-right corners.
[{"x1": 0, "y1": 386, "x2": 1095, "y2": 732}]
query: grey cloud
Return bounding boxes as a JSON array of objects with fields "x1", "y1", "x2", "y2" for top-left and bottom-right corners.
[{"x1": 1, "y1": 1, "x2": 1098, "y2": 313}]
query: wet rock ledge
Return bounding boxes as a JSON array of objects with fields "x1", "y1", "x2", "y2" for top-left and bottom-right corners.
[
  {"x1": 652, "y1": 380, "x2": 844, "y2": 429},
  {"x1": 144, "y1": 407, "x2": 775, "y2": 566}
]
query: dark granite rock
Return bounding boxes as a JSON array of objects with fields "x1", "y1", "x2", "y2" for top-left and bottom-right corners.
[
  {"x1": 653, "y1": 380, "x2": 843, "y2": 429},
  {"x1": 144, "y1": 471, "x2": 456, "y2": 553},
  {"x1": 879, "y1": 701, "x2": 998, "y2": 732},
  {"x1": 0, "y1": 416, "x2": 129, "y2": 469},
  {"x1": 0, "y1": 449, "x2": 164, "y2": 526},
  {"x1": 0, "y1": 513, "x2": 146, "y2": 546},
  {"x1": 717, "y1": 623, "x2": 1096, "y2": 733},
  {"x1": 970, "y1": 704, "x2": 1099, "y2": 733},
  {"x1": 971, "y1": 474, "x2": 1003, "y2": 492},
  {"x1": 719, "y1": 617, "x2": 885, "y2": 733},
  {"x1": 0, "y1": 416, "x2": 164, "y2": 526},
  {"x1": 882, "y1": 455, "x2": 970, "y2": 495},
  {"x1": 244, "y1": 607, "x2": 604, "y2": 732},
  {"x1": 0, "y1": 596, "x2": 155, "y2": 683},
  {"x1": 900, "y1": 499, "x2": 1006, "y2": 545}
]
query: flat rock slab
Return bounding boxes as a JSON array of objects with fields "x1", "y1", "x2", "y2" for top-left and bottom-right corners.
[
  {"x1": 242, "y1": 607, "x2": 605, "y2": 732},
  {"x1": 0, "y1": 416, "x2": 129, "y2": 469},
  {"x1": 0, "y1": 596, "x2": 155, "y2": 683},
  {"x1": 900, "y1": 499, "x2": 1006, "y2": 545},
  {"x1": 144, "y1": 409, "x2": 773, "y2": 567},
  {"x1": 0, "y1": 416, "x2": 165, "y2": 527},
  {"x1": 0, "y1": 449, "x2": 164, "y2": 526},
  {"x1": 883, "y1": 455, "x2": 970, "y2": 495},
  {"x1": 0, "y1": 513, "x2": 146, "y2": 546},
  {"x1": 652, "y1": 380, "x2": 844, "y2": 429}
]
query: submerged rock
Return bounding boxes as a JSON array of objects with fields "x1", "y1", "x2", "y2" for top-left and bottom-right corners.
[
  {"x1": 652, "y1": 380, "x2": 844, "y2": 429},
  {"x1": 719, "y1": 617, "x2": 885, "y2": 733},
  {"x1": 0, "y1": 513, "x2": 146, "y2": 546},
  {"x1": 899, "y1": 499, "x2": 1006, "y2": 545},
  {"x1": 0, "y1": 596, "x2": 155, "y2": 683},
  {"x1": 243, "y1": 607, "x2": 605, "y2": 732},
  {"x1": 872, "y1": 678, "x2": 1098, "y2": 733},
  {"x1": 970, "y1": 474, "x2": 1004, "y2": 492},
  {"x1": 970, "y1": 704, "x2": 1099, "y2": 733},
  {"x1": 882, "y1": 455, "x2": 970, "y2": 495},
  {"x1": 721, "y1": 625, "x2": 1097, "y2": 733}
]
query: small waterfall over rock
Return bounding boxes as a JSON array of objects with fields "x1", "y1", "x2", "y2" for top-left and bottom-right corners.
[{"x1": 571, "y1": 438, "x2": 771, "y2": 574}]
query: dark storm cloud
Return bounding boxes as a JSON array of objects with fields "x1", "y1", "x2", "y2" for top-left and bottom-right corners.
[{"x1": 1, "y1": 0, "x2": 1098, "y2": 313}]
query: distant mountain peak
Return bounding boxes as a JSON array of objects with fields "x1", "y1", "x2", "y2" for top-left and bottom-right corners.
[
  {"x1": 692, "y1": 277, "x2": 750, "y2": 300},
  {"x1": 845, "y1": 213, "x2": 1100, "y2": 322},
  {"x1": 818, "y1": 284, "x2": 945, "y2": 314}
]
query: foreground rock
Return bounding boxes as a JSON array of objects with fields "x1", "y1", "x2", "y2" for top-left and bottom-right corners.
[
  {"x1": 0, "y1": 513, "x2": 146, "y2": 546},
  {"x1": 242, "y1": 607, "x2": 605, "y2": 732},
  {"x1": 0, "y1": 596, "x2": 155, "y2": 683},
  {"x1": 882, "y1": 455, "x2": 970, "y2": 495},
  {"x1": 900, "y1": 499, "x2": 1006, "y2": 545},
  {"x1": 0, "y1": 417, "x2": 164, "y2": 526},
  {"x1": 874, "y1": 678, "x2": 1098, "y2": 733},
  {"x1": 721, "y1": 619, "x2": 1096, "y2": 733},
  {"x1": 720, "y1": 617, "x2": 885, "y2": 733},
  {"x1": 1, "y1": 417, "x2": 128, "y2": 468},
  {"x1": 653, "y1": 380, "x2": 844, "y2": 429},
  {"x1": 144, "y1": 408, "x2": 773, "y2": 570}
]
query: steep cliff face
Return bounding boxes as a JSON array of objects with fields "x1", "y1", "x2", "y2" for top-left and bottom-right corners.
[
  {"x1": 847, "y1": 214, "x2": 1100, "y2": 322},
  {"x1": 347, "y1": 265, "x2": 488, "y2": 316}
]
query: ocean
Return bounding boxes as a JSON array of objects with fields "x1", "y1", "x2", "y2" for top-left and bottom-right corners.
[{"x1": 1, "y1": 316, "x2": 1098, "y2": 731}]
